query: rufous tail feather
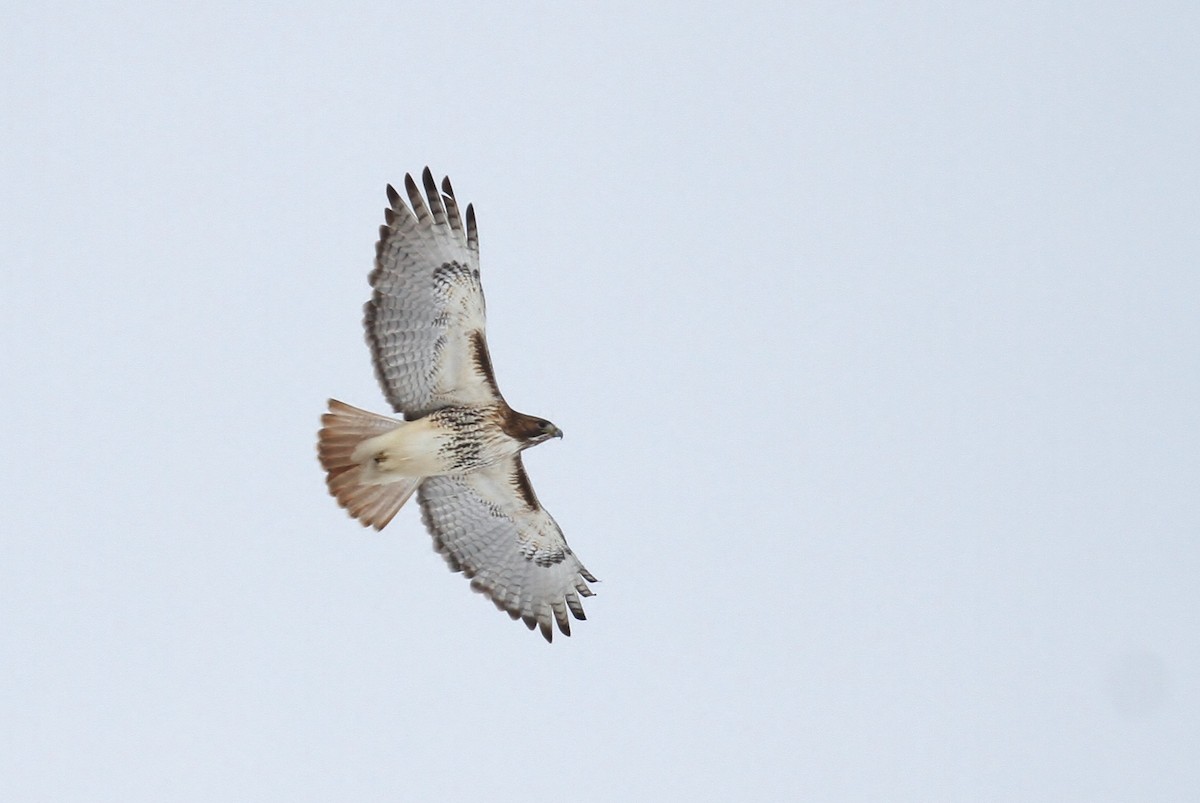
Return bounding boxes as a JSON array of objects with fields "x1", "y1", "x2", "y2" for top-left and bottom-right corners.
[{"x1": 318, "y1": 399, "x2": 421, "y2": 530}]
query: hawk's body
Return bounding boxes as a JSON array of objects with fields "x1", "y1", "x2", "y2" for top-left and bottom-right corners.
[{"x1": 318, "y1": 169, "x2": 596, "y2": 642}]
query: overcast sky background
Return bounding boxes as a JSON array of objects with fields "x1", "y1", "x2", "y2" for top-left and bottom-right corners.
[{"x1": 2, "y1": 3, "x2": 1198, "y2": 801}]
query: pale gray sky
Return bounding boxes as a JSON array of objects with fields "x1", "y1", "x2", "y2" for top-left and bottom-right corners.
[{"x1": 2, "y1": 3, "x2": 1198, "y2": 801}]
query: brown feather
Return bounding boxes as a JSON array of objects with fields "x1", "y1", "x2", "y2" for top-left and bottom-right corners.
[
  {"x1": 468, "y1": 329, "x2": 503, "y2": 401},
  {"x1": 510, "y1": 458, "x2": 541, "y2": 510}
]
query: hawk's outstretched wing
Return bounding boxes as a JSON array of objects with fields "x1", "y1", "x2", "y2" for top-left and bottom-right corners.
[
  {"x1": 418, "y1": 456, "x2": 597, "y2": 642},
  {"x1": 366, "y1": 168, "x2": 502, "y2": 418}
]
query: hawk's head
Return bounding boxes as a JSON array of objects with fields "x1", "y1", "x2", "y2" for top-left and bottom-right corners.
[
  {"x1": 534, "y1": 418, "x2": 564, "y2": 442},
  {"x1": 505, "y1": 411, "x2": 563, "y2": 446}
]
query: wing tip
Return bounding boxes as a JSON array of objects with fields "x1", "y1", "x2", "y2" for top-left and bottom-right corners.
[
  {"x1": 403, "y1": 171, "x2": 420, "y2": 199},
  {"x1": 466, "y1": 203, "x2": 478, "y2": 252}
]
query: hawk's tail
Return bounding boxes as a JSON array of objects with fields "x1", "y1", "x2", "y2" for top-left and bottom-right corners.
[{"x1": 318, "y1": 399, "x2": 421, "y2": 531}]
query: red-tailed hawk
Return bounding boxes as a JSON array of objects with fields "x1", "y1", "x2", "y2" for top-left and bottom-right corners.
[{"x1": 317, "y1": 169, "x2": 596, "y2": 642}]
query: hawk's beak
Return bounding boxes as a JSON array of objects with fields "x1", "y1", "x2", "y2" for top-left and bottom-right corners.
[{"x1": 551, "y1": 426, "x2": 563, "y2": 439}]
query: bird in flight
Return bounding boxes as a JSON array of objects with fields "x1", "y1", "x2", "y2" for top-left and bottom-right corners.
[{"x1": 317, "y1": 169, "x2": 596, "y2": 642}]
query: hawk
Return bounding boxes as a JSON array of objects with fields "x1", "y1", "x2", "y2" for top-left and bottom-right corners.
[{"x1": 317, "y1": 169, "x2": 596, "y2": 642}]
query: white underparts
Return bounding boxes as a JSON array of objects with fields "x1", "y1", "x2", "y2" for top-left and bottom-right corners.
[{"x1": 351, "y1": 417, "x2": 451, "y2": 483}]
